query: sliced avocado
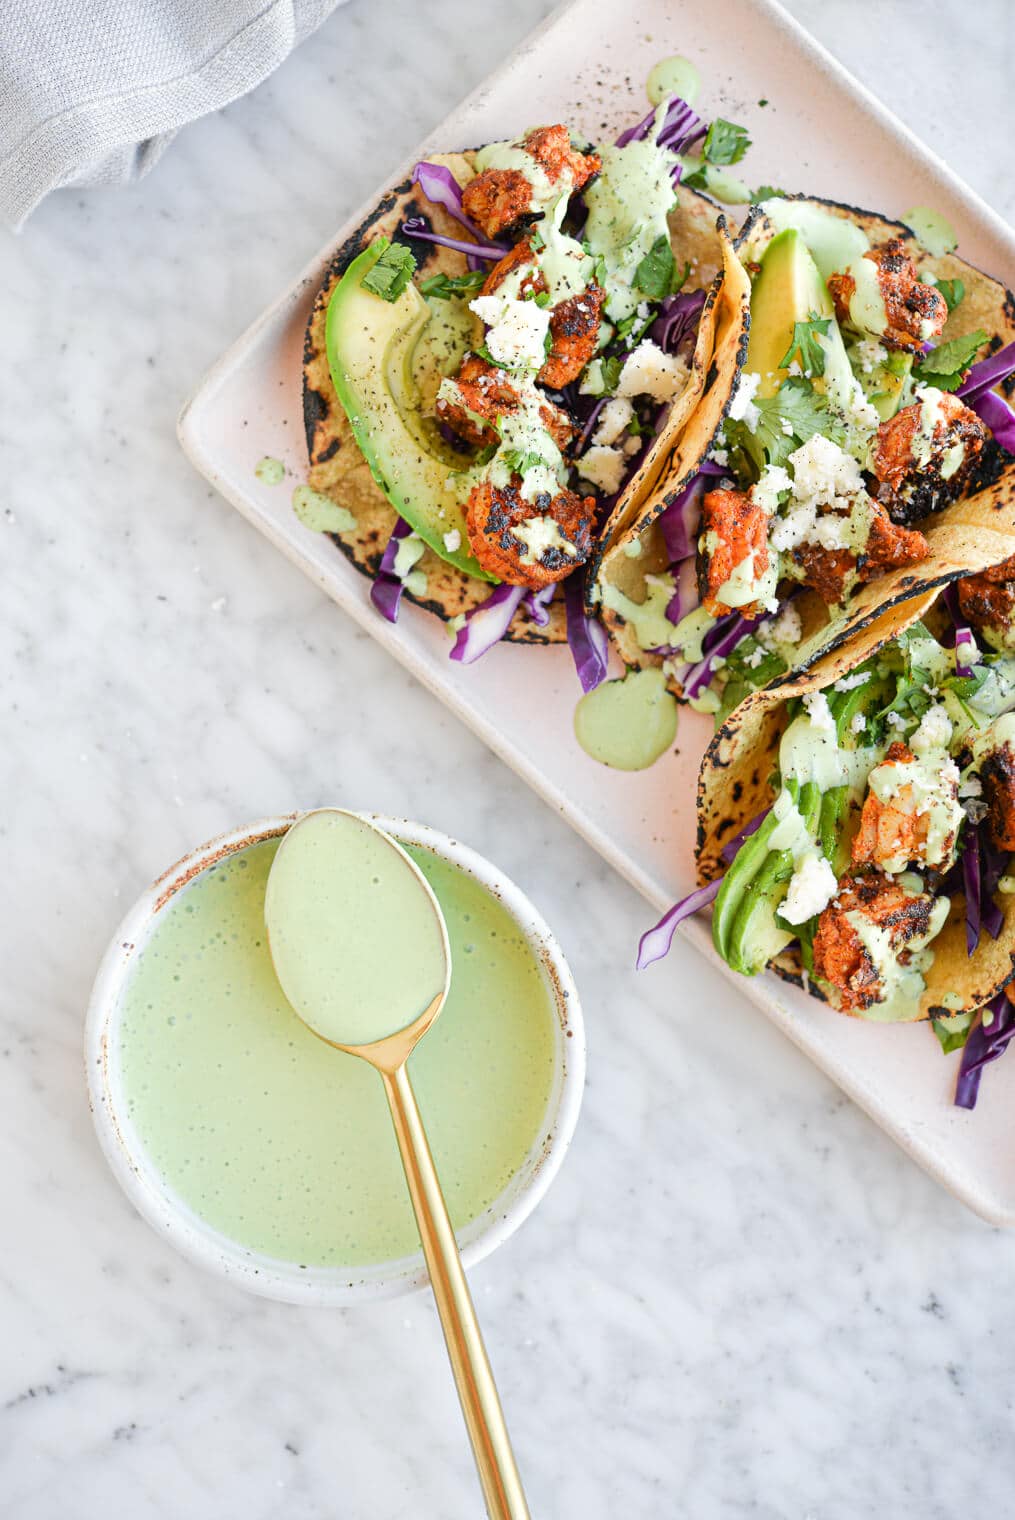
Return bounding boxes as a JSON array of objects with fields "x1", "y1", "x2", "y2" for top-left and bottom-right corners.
[
  {"x1": 758, "y1": 199, "x2": 869, "y2": 283},
  {"x1": 867, "y1": 348, "x2": 914, "y2": 421},
  {"x1": 747, "y1": 228, "x2": 850, "y2": 398},
  {"x1": 325, "y1": 240, "x2": 495, "y2": 581},
  {"x1": 723, "y1": 780, "x2": 822, "y2": 975}
]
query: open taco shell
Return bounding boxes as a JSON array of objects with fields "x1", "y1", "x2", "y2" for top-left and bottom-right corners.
[
  {"x1": 592, "y1": 194, "x2": 1015, "y2": 691},
  {"x1": 695, "y1": 588, "x2": 1015, "y2": 1020},
  {"x1": 302, "y1": 153, "x2": 727, "y2": 642}
]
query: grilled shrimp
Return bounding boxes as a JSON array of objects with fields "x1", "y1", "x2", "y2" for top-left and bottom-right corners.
[{"x1": 828, "y1": 238, "x2": 948, "y2": 352}]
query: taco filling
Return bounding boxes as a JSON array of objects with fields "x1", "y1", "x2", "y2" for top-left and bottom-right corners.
[
  {"x1": 654, "y1": 610, "x2": 1015, "y2": 1023},
  {"x1": 304, "y1": 81, "x2": 755, "y2": 671},
  {"x1": 594, "y1": 196, "x2": 1013, "y2": 718}
]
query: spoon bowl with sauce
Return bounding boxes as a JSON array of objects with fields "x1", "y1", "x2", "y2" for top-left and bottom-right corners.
[{"x1": 264, "y1": 808, "x2": 530, "y2": 1520}]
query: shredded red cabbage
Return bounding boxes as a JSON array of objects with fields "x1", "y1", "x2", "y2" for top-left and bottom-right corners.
[
  {"x1": 682, "y1": 611, "x2": 754, "y2": 698},
  {"x1": 402, "y1": 215, "x2": 506, "y2": 263},
  {"x1": 955, "y1": 989, "x2": 1015, "y2": 1109},
  {"x1": 575, "y1": 397, "x2": 608, "y2": 454},
  {"x1": 721, "y1": 807, "x2": 771, "y2": 864},
  {"x1": 979, "y1": 837, "x2": 1008, "y2": 941},
  {"x1": 370, "y1": 518, "x2": 414, "y2": 623},
  {"x1": 524, "y1": 583, "x2": 556, "y2": 628},
  {"x1": 665, "y1": 557, "x2": 699, "y2": 625},
  {"x1": 615, "y1": 94, "x2": 707, "y2": 164},
  {"x1": 954, "y1": 624, "x2": 976, "y2": 678},
  {"x1": 637, "y1": 876, "x2": 723, "y2": 969},
  {"x1": 411, "y1": 162, "x2": 491, "y2": 270},
  {"x1": 957, "y1": 340, "x2": 1015, "y2": 403},
  {"x1": 449, "y1": 582, "x2": 524, "y2": 663},
  {"x1": 564, "y1": 572, "x2": 609, "y2": 693},
  {"x1": 649, "y1": 288, "x2": 708, "y2": 354},
  {"x1": 659, "y1": 474, "x2": 706, "y2": 562},
  {"x1": 966, "y1": 386, "x2": 1015, "y2": 454}
]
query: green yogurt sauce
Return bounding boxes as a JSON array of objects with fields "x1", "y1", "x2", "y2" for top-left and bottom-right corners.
[
  {"x1": 264, "y1": 810, "x2": 449, "y2": 1047},
  {"x1": 115, "y1": 836, "x2": 558, "y2": 1268}
]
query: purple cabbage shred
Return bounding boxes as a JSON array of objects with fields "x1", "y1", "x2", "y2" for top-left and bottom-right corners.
[
  {"x1": 564, "y1": 573, "x2": 609, "y2": 693},
  {"x1": 369, "y1": 518, "x2": 414, "y2": 623},
  {"x1": 449, "y1": 582, "x2": 525, "y2": 664},
  {"x1": 637, "y1": 876, "x2": 723, "y2": 969},
  {"x1": 955, "y1": 990, "x2": 1015, "y2": 1110}
]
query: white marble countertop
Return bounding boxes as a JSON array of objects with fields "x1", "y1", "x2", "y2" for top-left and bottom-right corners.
[{"x1": 4, "y1": 1, "x2": 1015, "y2": 1515}]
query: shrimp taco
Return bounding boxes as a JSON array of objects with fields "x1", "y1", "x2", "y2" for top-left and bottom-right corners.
[
  {"x1": 642, "y1": 588, "x2": 1015, "y2": 1031},
  {"x1": 591, "y1": 194, "x2": 1015, "y2": 718},
  {"x1": 301, "y1": 96, "x2": 740, "y2": 672}
]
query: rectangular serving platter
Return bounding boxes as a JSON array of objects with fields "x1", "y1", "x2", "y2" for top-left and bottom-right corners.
[{"x1": 179, "y1": 0, "x2": 1015, "y2": 1223}]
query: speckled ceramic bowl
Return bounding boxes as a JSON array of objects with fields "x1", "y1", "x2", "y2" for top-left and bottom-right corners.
[{"x1": 85, "y1": 813, "x2": 585, "y2": 1306}]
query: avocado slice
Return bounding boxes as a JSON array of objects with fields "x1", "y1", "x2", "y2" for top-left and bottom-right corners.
[
  {"x1": 747, "y1": 228, "x2": 852, "y2": 399},
  {"x1": 325, "y1": 241, "x2": 495, "y2": 581}
]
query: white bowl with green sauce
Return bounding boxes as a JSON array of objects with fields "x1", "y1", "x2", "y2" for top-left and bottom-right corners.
[{"x1": 85, "y1": 814, "x2": 584, "y2": 1306}]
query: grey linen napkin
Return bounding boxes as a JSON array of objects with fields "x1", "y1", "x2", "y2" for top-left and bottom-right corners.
[{"x1": 0, "y1": 0, "x2": 346, "y2": 228}]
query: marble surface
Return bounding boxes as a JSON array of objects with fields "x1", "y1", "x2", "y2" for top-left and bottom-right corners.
[{"x1": 3, "y1": 1, "x2": 1015, "y2": 1515}]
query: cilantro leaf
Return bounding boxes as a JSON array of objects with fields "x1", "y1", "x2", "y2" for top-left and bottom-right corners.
[
  {"x1": 420, "y1": 269, "x2": 486, "y2": 300},
  {"x1": 634, "y1": 234, "x2": 676, "y2": 301},
  {"x1": 501, "y1": 447, "x2": 546, "y2": 476},
  {"x1": 779, "y1": 314, "x2": 832, "y2": 377},
  {"x1": 362, "y1": 240, "x2": 417, "y2": 302},
  {"x1": 931, "y1": 1013, "x2": 973, "y2": 1055},
  {"x1": 597, "y1": 354, "x2": 625, "y2": 395},
  {"x1": 913, "y1": 328, "x2": 987, "y2": 391},
  {"x1": 934, "y1": 277, "x2": 965, "y2": 314},
  {"x1": 680, "y1": 166, "x2": 709, "y2": 193},
  {"x1": 702, "y1": 118, "x2": 751, "y2": 166},
  {"x1": 727, "y1": 377, "x2": 833, "y2": 473},
  {"x1": 754, "y1": 184, "x2": 786, "y2": 201}
]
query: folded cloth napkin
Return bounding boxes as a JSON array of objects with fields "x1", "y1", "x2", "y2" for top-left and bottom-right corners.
[{"x1": 0, "y1": 0, "x2": 347, "y2": 229}]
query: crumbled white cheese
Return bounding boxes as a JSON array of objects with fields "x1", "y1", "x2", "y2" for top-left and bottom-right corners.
[
  {"x1": 579, "y1": 444, "x2": 626, "y2": 495},
  {"x1": 834, "y1": 670, "x2": 871, "y2": 693},
  {"x1": 710, "y1": 446, "x2": 730, "y2": 467},
  {"x1": 728, "y1": 370, "x2": 762, "y2": 431},
  {"x1": 766, "y1": 603, "x2": 802, "y2": 647},
  {"x1": 470, "y1": 293, "x2": 551, "y2": 369},
  {"x1": 781, "y1": 851, "x2": 839, "y2": 925},
  {"x1": 592, "y1": 396, "x2": 635, "y2": 447},
  {"x1": 852, "y1": 338, "x2": 888, "y2": 375},
  {"x1": 443, "y1": 528, "x2": 462, "y2": 554},
  {"x1": 788, "y1": 434, "x2": 865, "y2": 503},
  {"x1": 802, "y1": 691, "x2": 836, "y2": 732},
  {"x1": 745, "y1": 646, "x2": 767, "y2": 669},
  {"x1": 752, "y1": 464, "x2": 792, "y2": 515},
  {"x1": 850, "y1": 711, "x2": 867, "y2": 735},
  {"x1": 911, "y1": 703, "x2": 954, "y2": 755},
  {"x1": 617, "y1": 340, "x2": 689, "y2": 402}
]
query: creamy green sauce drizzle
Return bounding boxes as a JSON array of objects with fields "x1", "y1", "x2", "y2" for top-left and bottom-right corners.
[
  {"x1": 292, "y1": 485, "x2": 356, "y2": 533},
  {"x1": 646, "y1": 55, "x2": 700, "y2": 106},
  {"x1": 903, "y1": 207, "x2": 958, "y2": 258},
  {"x1": 573, "y1": 667, "x2": 678, "y2": 770},
  {"x1": 255, "y1": 456, "x2": 285, "y2": 485},
  {"x1": 583, "y1": 127, "x2": 680, "y2": 321}
]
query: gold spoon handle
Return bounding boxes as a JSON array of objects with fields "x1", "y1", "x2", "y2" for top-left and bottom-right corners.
[{"x1": 381, "y1": 1063, "x2": 531, "y2": 1520}]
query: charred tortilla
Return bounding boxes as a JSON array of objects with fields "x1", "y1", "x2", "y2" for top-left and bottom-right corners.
[{"x1": 302, "y1": 154, "x2": 727, "y2": 642}]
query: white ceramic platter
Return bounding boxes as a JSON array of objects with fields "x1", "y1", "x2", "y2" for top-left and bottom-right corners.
[{"x1": 179, "y1": 0, "x2": 1015, "y2": 1223}]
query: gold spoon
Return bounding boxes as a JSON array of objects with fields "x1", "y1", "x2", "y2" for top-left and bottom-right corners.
[{"x1": 264, "y1": 808, "x2": 530, "y2": 1520}]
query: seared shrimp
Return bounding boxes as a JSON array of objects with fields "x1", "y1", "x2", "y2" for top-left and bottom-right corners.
[
  {"x1": 957, "y1": 554, "x2": 1015, "y2": 649},
  {"x1": 699, "y1": 487, "x2": 772, "y2": 618},
  {"x1": 789, "y1": 501, "x2": 928, "y2": 605},
  {"x1": 980, "y1": 740, "x2": 1015, "y2": 852},
  {"x1": 828, "y1": 239, "x2": 948, "y2": 352},
  {"x1": 436, "y1": 356, "x2": 575, "y2": 451},
  {"x1": 872, "y1": 391, "x2": 987, "y2": 525},
  {"x1": 481, "y1": 240, "x2": 606, "y2": 388},
  {"x1": 465, "y1": 478, "x2": 594, "y2": 588},
  {"x1": 812, "y1": 870, "x2": 937, "y2": 1014},
  {"x1": 462, "y1": 126, "x2": 601, "y2": 239},
  {"x1": 851, "y1": 741, "x2": 960, "y2": 872}
]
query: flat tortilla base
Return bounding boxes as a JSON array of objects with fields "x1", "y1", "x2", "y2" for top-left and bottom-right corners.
[{"x1": 302, "y1": 152, "x2": 566, "y2": 644}]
